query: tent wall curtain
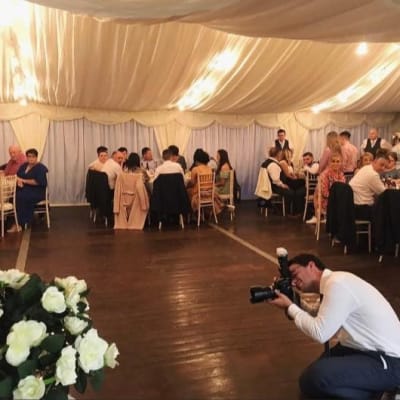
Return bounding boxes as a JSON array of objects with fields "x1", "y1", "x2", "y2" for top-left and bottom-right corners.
[{"x1": 0, "y1": 116, "x2": 395, "y2": 204}]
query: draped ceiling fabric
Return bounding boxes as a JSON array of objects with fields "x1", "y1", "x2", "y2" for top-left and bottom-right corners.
[{"x1": 1, "y1": 0, "x2": 400, "y2": 158}]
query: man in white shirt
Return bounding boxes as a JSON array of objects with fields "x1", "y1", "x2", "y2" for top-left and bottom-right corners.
[
  {"x1": 361, "y1": 128, "x2": 391, "y2": 158},
  {"x1": 88, "y1": 146, "x2": 108, "y2": 171},
  {"x1": 268, "y1": 253, "x2": 400, "y2": 399},
  {"x1": 154, "y1": 149, "x2": 184, "y2": 181},
  {"x1": 101, "y1": 150, "x2": 123, "y2": 190},
  {"x1": 349, "y1": 151, "x2": 387, "y2": 220},
  {"x1": 141, "y1": 147, "x2": 159, "y2": 172}
]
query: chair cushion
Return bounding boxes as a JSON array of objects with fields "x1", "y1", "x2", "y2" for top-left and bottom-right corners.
[{"x1": 0, "y1": 203, "x2": 13, "y2": 211}]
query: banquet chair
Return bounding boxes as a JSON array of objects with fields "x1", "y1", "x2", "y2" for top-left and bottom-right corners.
[
  {"x1": 303, "y1": 171, "x2": 318, "y2": 221},
  {"x1": 33, "y1": 183, "x2": 51, "y2": 229},
  {"x1": 0, "y1": 175, "x2": 19, "y2": 237},
  {"x1": 315, "y1": 177, "x2": 322, "y2": 241},
  {"x1": 218, "y1": 169, "x2": 235, "y2": 221},
  {"x1": 197, "y1": 172, "x2": 218, "y2": 227},
  {"x1": 150, "y1": 173, "x2": 191, "y2": 230}
]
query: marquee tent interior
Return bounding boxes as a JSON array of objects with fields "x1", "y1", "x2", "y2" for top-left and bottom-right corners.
[{"x1": 1, "y1": 0, "x2": 400, "y2": 203}]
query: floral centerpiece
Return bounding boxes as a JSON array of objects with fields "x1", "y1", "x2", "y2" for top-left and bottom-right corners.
[{"x1": 0, "y1": 269, "x2": 119, "y2": 400}]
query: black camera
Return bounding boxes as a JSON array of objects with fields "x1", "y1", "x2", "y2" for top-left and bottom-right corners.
[{"x1": 250, "y1": 247, "x2": 294, "y2": 303}]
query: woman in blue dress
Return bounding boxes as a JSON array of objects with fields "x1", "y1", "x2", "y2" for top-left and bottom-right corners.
[{"x1": 8, "y1": 148, "x2": 48, "y2": 232}]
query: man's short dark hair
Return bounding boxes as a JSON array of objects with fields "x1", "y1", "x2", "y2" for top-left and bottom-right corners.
[
  {"x1": 118, "y1": 147, "x2": 128, "y2": 153},
  {"x1": 288, "y1": 254, "x2": 327, "y2": 271},
  {"x1": 26, "y1": 148, "x2": 38, "y2": 157},
  {"x1": 162, "y1": 149, "x2": 172, "y2": 161},
  {"x1": 277, "y1": 129, "x2": 286, "y2": 135},
  {"x1": 375, "y1": 148, "x2": 389, "y2": 160},
  {"x1": 97, "y1": 146, "x2": 108, "y2": 155},
  {"x1": 269, "y1": 147, "x2": 281, "y2": 158},
  {"x1": 302, "y1": 152, "x2": 313, "y2": 158},
  {"x1": 141, "y1": 147, "x2": 150, "y2": 157},
  {"x1": 168, "y1": 145, "x2": 179, "y2": 156},
  {"x1": 340, "y1": 131, "x2": 351, "y2": 139}
]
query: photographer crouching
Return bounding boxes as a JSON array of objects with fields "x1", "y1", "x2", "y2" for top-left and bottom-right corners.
[{"x1": 267, "y1": 253, "x2": 400, "y2": 399}]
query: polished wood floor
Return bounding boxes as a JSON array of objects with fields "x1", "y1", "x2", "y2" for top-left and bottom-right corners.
[{"x1": 0, "y1": 202, "x2": 399, "y2": 399}]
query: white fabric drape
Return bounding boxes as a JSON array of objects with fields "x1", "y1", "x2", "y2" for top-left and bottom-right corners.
[
  {"x1": 154, "y1": 121, "x2": 191, "y2": 154},
  {"x1": 2, "y1": 2, "x2": 400, "y2": 114},
  {"x1": 0, "y1": 122, "x2": 18, "y2": 161},
  {"x1": 28, "y1": 0, "x2": 400, "y2": 43},
  {"x1": 9, "y1": 114, "x2": 50, "y2": 158},
  {"x1": 40, "y1": 119, "x2": 159, "y2": 204}
]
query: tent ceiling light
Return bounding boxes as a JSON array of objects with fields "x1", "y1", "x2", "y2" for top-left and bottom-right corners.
[
  {"x1": 208, "y1": 51, "x2": 238, "y2": 72},
  {"x1": 356, "y1": 42, "x2": 368, "y2": 55}
]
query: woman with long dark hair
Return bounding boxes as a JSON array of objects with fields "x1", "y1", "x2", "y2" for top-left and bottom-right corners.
[{"x1": 215, "y1": 149, "x2": 233, "y2": 195}]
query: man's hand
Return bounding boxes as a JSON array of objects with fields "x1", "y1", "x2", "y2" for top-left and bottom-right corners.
[{"x1": 268, "y1": 291, "x2": 293, "y2": 310}]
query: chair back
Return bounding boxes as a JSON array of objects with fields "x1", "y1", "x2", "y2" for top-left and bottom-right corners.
[
  {"x1": 34, "y1": 173, "x2": 51, "y2": 229},
  {"x1": 150, "y1": 173, "x2": 191, "y2": 217},
  {"x1": 218, "y1": 169, "x2": 234, "y2": 205},
  {"x1": 326, "y1": 182, "x2": 356, "y2": 247},
  {"x1": 0, "y1": 175, "x2": 18, "y2": 236},
  {"x1": 305, "y1": 171, "x2": 319, "y2": 197},
  {"x1": 197, "y1": 172, "x2": 215, "y2": 206}
]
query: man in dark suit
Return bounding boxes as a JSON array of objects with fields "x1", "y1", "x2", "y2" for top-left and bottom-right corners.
[{"x1": 274, "y1": 129, "x2": 291, "y2": 151}]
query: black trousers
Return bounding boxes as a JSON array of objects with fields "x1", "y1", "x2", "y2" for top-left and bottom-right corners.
[
  {"x1": 299, "y1": 344, "x2": 400, "y2": 399},
  {"x1": 272, "y1": 184, "x2": 305, "y2": 215}
]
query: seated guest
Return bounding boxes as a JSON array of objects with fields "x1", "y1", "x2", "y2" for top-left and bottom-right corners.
[
  {"x1": 140, "y1": 147, "x2": 159, "y2": 172},
  {"x1": 391, "y1": 132, "x2": 400, "y2": 160},
  {"x1": 354, "y1": 152, "x2": 374, "y2": 174},
  {"x1": 118, "y1": 147, "x2": 128, "y2": 162},
  {"x1": 275, "y1": 129, "x2": 291, "y2": 151},
  {"x1": 187, "y1": 149, "x2": 223, "y2": 214},
  {"x1": 154, "y1": 149, "x2": 185, "y2": 181},
  {"x1": 189, "y1": 148, "x2": 204, "y2": 171},
  {"x1": 381, "y1": 151, "x2": 400, "y2": 180},
  {"x1": 113, "y1": 152, "x2": 149, "y2": 230},
  {"x1": 306, "y1": 153, "x2": 345, "y2": 224},
  {"x1": 301, "y1": 152, "x2": 319, "y2": 175},
  {"x1": 262, "y1": 147, "x2": 305, "y2": 216},
  {"x1": 101, "y1": 151, "x2": 123, "y2": 190},
  {"x1": 7, "y1": 148, "x2": 48, "y2": 232},
  {"x1": 0, "y1": 145, "x2": 26, "y2": 176},
  {"x1": 215, "y1": 149, "x2": 233, "y2": 196},
  {"x1": 349, "y1": 151, "x2": 388, "y2": 220},
  {"x1": 168, "y1": 145, "x2": 187, "y2": 172},
  {"x1": 339, "y1": 130, "x2": 358, "y2": 175},
  {"x1": 280, "y1": 149, "x2": 305, "y2": 190},
  {"x1": 88, "y1": 146, "x2": 108, "y2": 171}
]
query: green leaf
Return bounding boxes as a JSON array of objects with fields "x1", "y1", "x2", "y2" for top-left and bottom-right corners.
[
  {"x1": 41, "y1": 334, "x2": 66, "y2": 353},
  {"x1": 43, "y1": 385, "x2": 69, "y2": 400},
  {"x1": 39, "y1": 353, "x2": 58, "y2": 368},
  {"x1": 18, "y1": 274, "x2": 44, "y2": 305},
  {"x1": 18, "y1": 359, "x2": 38, "y2": 379},
  {"x1": 90, "y1": 368, "x2": 104, "y2": 391},
  {"x1": 74, "y1": 368, "x2": 87, "y2": 394},
  {"x1": 0, "y1": 375, "x2": 13, "y2": 398}
]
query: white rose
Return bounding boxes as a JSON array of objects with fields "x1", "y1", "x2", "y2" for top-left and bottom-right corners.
[
  {"x1": 65, "y1": 290, "x2": 80, "y2": 314},
  {"x1": 0, "y1": 269, "x2": 29, "y2": 289},
  {"x1": 7, "y1": 320, "x2": 47, "y2": 348},
  {"x1": 64, "y1": 316, "x2": 88, "y2": 336},
  {"x1": 5, "y1": 338, "x2": 30, "y2": 366},
  {"x1": 55, "y1": 277, "x2": 87, "y2": 294},
  {"x1": 41, "y1": 286, "x2": 67, "y2": 313},
  {"x1": 75, "y1": 329, "x2": 108, "y2": 373},
  {"x1": 13, "y1": 375, "x2": 45, "y2": 400},
  {"x1": 56, "y1": 346, "x2": 77, "y2": 386},
  {"x1": 104, "y1": 343, "x2": 119, "y2": 369}
]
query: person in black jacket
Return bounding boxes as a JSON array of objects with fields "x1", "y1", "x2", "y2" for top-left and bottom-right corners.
[{"x1": 274, "y1": 129, "x2": 291, "y2": 151}]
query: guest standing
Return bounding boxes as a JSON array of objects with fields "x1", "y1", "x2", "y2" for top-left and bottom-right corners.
[{"x1": 8, "y1": 148, "x2": 48, "y2": 232}]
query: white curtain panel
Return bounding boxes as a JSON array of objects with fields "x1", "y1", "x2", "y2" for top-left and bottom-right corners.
[
  {"x1": 41, "y1": 119, "x2": 160, "y2": 204},
  {"x1": 0, "y1": 121, "x2": 18, "y2": 163},
  {"x1": 305, "y1": 123, "x2": 391, "y2": 160},
  {"x1": 185, "y1": 123, "x2": 278, "y2": 200}
]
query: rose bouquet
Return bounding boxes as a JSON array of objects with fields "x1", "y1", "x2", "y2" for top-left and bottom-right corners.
[{"x1": 0, "y1": 269, "x2": 119, "y2": 400}]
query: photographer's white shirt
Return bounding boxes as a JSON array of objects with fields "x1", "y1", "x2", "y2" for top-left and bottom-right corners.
[{"x1": 287, "y1": 269, "x2": 400, "y2": 358}]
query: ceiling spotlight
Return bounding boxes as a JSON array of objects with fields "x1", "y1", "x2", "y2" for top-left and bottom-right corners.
[{"x1": 356, "y1": 42, "x2": 368, "y2": 56}]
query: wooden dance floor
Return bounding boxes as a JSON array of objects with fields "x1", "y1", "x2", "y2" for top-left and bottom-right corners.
[{"x1": 0, "y1": 202, "x2": 399, "y2": 399}]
